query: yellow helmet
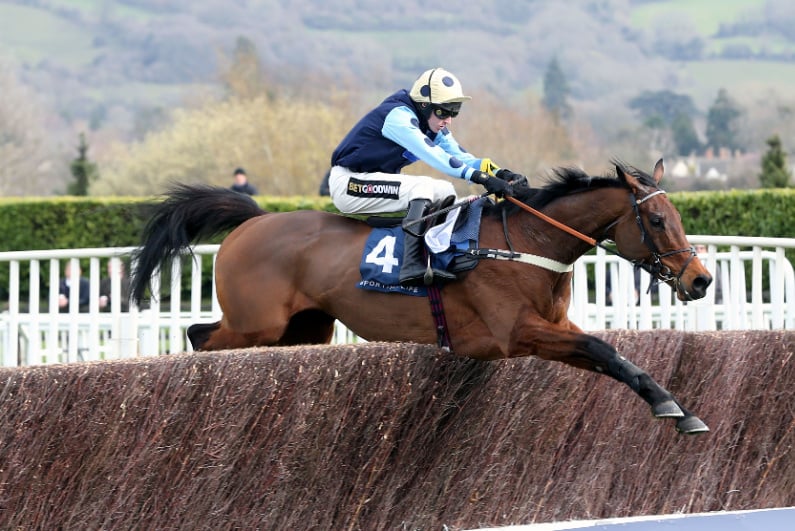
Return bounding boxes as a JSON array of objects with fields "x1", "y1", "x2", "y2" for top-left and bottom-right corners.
[{"x1": 409, "y1": 68, "x2": 472, "y2": 105}]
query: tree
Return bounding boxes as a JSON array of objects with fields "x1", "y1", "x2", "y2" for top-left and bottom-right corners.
[
  {"x1": 759, "y1": 134, "x2": 792, "y2": 188},
  {"x1": 628, "y1": 90, "x2": 700, "y2": 156},
  {"x1": 0, "y1": 57, "x2": 67, "y2": 196},
  {"x1": 93, "y1": 95, "x2": 352, "y2": 196},
  {"x1": 651, "y1": 17, "x2": 704, "y2": 60},
  {"x1": 628, "y1": 90, "x2": 697, "y2": 125},
  {"x1": 68, "y1": 133, "x2": 98, "y2": 196},
  {"x1": 705, "y1": 88, "x2": 743, "y2": 153},
  {"x1": 671, "y1": 112, "x2": 702, "y2": 156},
  {"x1": 542, "y1": 57, "x2": 571, "y2": 122},
  {"x1": 219, "y1": 36, "x2": 267, "y2": 100}
]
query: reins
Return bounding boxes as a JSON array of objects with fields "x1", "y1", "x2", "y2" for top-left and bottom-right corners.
[
  {"x1": 502, "y1": 189, "x2": 697, "y2": 294},
  {"x1": 505, "y1": 196, "x2": 597, "y2": 247}
]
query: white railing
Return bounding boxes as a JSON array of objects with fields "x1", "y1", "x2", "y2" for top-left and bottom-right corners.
[
  {"x1": 569, "y1": 236, "x2": 795, "y2": 331},
  {"x1": 0, "y1": 236, "x2": 793, "y2": 366},
  {"x1": 0, "y1": 246, "x2": 218, "y2": 367}
]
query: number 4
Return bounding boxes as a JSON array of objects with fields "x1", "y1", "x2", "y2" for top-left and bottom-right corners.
[{"x1": 365, "y1": 235, "x2": 400, "y2": 274}]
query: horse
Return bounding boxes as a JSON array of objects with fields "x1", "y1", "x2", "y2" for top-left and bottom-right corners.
[{"x1": 130, "y1": 159, "x2": 713, "y2": 434}]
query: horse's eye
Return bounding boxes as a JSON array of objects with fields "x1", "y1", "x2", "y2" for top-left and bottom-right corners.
[{"x1": 649, "y1": 215, "x2": 664, "y2": 228}]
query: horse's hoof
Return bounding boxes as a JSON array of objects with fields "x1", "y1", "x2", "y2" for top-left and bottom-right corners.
[
  {"x1": 676, "y1": 416, "x2": 710, "y2": 435},
  {"x1": 651, "y1": 400, "x2": 685, "y2": 418}
]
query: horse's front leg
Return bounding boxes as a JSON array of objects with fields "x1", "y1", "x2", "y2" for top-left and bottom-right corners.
[{"x1": 508, "y1": 318, "x2": 708, "y2": 435}]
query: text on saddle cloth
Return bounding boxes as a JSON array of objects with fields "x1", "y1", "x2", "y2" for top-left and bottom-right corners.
[{"x1": 357, "y1": 198, "x2": 487, "y2": 295}]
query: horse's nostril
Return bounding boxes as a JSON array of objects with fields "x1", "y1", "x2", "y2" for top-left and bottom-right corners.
[{"x1": 692, "y1": 274, "x2": 712, "y2": 296}]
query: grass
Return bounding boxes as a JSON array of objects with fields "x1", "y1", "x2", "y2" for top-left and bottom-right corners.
[
  {"x1": 677, "y1": 59, "x2": 795, "y2": 107},
  {"x1": 630, "y1": 0, "x2": 764, "y2": 36},
  {"x1": 705, "y1": 35, "x2": 795, "y2": 56},
  {"x1": 46, "y1": 0, "x2": 153, "y2": 21},
  {"x1": 628, "y1": 1, "x2": 795, "y2": 108},
  {"x1": 0, "y1": 3, "x2": 95, "y2": 67}
]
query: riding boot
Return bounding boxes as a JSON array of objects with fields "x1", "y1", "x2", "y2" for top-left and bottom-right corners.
[{"x1": 399, "y1": 199, "x2": 457, "y2": 287}]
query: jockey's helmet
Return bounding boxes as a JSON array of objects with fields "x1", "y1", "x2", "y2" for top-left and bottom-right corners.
[{"x1": 409, "y1": 68, "x2": 471, "y2": 119}]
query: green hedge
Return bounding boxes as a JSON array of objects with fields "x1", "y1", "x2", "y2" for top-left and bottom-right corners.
[
  {"x1": 1, "y1": 189, "x2": 792, "y2": 253},
  {"x1": 0, "y1": 190, "x2": 792, "y2": 303},
  {"x1": 0, "y1": 196, "x2": 338, "y2": 252},
  {"x1": 670, "y1": 189, "x2": 795, "y2": 238}
]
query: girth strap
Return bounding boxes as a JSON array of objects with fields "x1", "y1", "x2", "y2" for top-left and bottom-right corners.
[{"x1": 426, "y1": 283, "x2": 453, "y2": 351}]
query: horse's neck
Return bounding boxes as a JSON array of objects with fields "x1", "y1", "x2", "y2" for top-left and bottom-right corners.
[{"x1": 527, "y1": 188, "x2": 629, "y2": 260}]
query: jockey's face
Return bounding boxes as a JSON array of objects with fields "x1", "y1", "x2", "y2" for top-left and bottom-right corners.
[{"x1": 428, "y1": 111, "x2": 453, "y2": 133}]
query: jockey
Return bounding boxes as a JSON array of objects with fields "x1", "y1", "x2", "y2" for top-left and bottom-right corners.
[{"x1": 329, "y1": 67, "x2": 524, "y2": 286}]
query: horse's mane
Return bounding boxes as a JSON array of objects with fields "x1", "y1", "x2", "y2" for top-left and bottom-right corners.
[{"x1": 484, "y1": 161, "x2": 657, "y2": 219}]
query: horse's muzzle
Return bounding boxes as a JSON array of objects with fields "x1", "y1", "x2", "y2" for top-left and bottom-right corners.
[{"x1": 678, "y1": 272, "x2": 712, "y2": 301}]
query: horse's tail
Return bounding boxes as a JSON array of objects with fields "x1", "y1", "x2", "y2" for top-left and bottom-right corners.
[{"x1": 130, "y1": 183, "x2": 267, "y2": 306}]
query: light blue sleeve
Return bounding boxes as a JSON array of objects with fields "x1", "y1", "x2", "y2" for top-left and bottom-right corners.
[
  {"x1": 436, "y1": 128, "x2": 481, "y2": 170},
  {"x1": 381, "y1": 106, "x2": 480, "y2": 181}
]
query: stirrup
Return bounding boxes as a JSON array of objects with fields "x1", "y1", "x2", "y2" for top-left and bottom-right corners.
[
  {"x1": 399, "y1": 260, "x2": 456, "y2": 287},
  {"x1": 421, "y1": 257, "x2": 456, "y2": 286}
]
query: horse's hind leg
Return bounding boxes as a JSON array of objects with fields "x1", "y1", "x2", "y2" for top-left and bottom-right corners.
[
  {"x1": 186, "y1": 310, "x2": 337, "y2": 351},
  {"x1": 187, "y1": 322, "x2": 219, "y2": 350},
  {"x1": 279, "y1": 310, "x2": 336, "y2": 345},
  {"x1": 187, "y1": 321, "x2": 264, "y2": 351}
]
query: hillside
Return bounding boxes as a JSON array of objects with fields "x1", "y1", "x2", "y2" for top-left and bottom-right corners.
[
  {"x1": 4, "y1": 0, "x2": 795, "y2": 128},
  {"x1": 3, "y1": 0, "x2": 795, "y2": 196}
]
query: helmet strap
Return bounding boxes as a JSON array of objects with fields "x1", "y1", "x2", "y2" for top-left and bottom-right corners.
[{"x1": 417, "y1": 101, "x2": 434, "y2": 121}]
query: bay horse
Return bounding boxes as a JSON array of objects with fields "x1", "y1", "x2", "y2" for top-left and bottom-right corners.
[{"x1": 130, "y1": 159, "x2": 713, "y2": 434}]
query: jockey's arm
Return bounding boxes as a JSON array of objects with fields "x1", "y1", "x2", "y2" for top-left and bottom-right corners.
[{"x1": 381, "y1": 106, "x2": 482, "y2": 182}]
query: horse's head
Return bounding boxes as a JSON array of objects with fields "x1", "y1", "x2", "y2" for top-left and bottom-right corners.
[{"x1": 611, "y1": 159, "x2": 712, "y2": 301}]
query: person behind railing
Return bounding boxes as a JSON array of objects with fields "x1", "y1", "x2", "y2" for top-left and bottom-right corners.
[
  {"x1": 230, "y1": 167, "x2": 258, "y2": 196},
  {"x1": 99, "y1": 259, "x2": 131, "y2": 312},
  {"x1": 605, "y1": 264, "x2": 658, "y2": 306},
  {"x1": 58, "y1": 261, "x2": 91, "y2": 313}
]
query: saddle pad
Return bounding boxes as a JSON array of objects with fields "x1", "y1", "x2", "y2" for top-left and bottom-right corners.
[
  {"x1": 358, "y1": 226, "x2": 428, "y2": 296},
  {"x1": 357, "y1": 198, "x2": 488, "y2": 295}
]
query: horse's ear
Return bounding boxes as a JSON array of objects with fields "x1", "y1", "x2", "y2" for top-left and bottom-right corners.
[
  {"x1": 616, "y1": 159, "x2": 661, "y2": 194},
  {"x1": 652, "y1": 158, "x2": 664, "y2": 185},
  {"x1": 616, "y1": 162, "x2": 642, "y2": 194}
]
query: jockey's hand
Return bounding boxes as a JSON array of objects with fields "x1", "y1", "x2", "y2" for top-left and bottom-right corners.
[
  {"x1": 496, "y1": 168, "x2": 527, "y2": 185},
  {"x1": 471, "y1": 171, "x2": 513, "y2": 198},
  {"x1": 479, "y1": 158, "x2": 501, "y2": 177}
]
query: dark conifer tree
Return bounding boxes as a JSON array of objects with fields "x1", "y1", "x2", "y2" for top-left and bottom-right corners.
[
  {"x1": 759, "y1": 134, "x2": 792, "y2": 188},
  {"x1": 68, "y1": 133, "x2": 98, "y2": 196}
]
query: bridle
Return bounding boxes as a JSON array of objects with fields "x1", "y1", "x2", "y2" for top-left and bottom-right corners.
[
  {"x1": 504, "y1": 186, "x2": 697, "y2": 295},
  {"x1": 619, "y1": 189, "x2": 697, "y2": 296}
]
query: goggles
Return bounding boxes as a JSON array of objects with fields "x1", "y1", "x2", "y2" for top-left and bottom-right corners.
[{"x1": 431, "y1": 102, "x2": 461, "y2": 119}]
